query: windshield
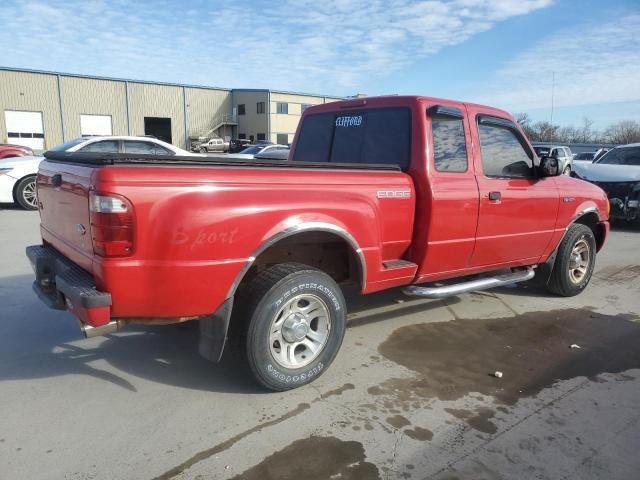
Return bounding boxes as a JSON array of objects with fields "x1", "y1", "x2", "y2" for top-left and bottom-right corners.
[
  {"x1": 597, "y1": 146, "x2": 640, "y2": 166},
  {"x1": 48, "y1": 138, "x2": 87, "y2": 151},
  {"x1": 239, "y1": 146, "x2": 265, "y2": 155}
]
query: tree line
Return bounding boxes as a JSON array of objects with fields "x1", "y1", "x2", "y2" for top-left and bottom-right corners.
[{"x1": 515, "y1": 113, "x2": 640, "y2": 145}]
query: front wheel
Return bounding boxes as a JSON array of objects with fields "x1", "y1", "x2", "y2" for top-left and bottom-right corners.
[
  {"x1": 241, "y1": 263, "x2": 346, "y2": 391},
  {"x1": 546, "y1": 224, "x2": 596, "y2": 296},
  {"x1": 563, "y1": 165, "x2": 572, "y2": 175},
  {"x1": 15, "y1": 175, "x2": 38, "y2": 210}
]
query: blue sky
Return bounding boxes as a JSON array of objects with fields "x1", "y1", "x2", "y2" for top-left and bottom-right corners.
[{"x1": 1, "y1": 0, "x2": 638, "y2": 128}]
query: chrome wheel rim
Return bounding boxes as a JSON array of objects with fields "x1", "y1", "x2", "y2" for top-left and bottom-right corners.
[
  {"x1": 568, "y1": 238, "x2": 590, "y2": 284},
  {"x1": 22, "y1": 180, "x2": 38, "y2": 208},
  {"x1": 269, "y1": 293, "x2": 331, "y2": 369}
]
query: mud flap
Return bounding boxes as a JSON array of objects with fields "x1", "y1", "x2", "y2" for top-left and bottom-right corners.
[{"x1": 198, "y1": 297, "x2": 234, "y2": 363}]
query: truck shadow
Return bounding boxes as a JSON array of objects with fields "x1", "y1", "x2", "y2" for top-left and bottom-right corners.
[{"x1": 0, "y1": 275, "x2": 464, "y2": 394}]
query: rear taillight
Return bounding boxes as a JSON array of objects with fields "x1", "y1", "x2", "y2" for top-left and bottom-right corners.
[{"x1": 89, "y1": 192, "x2": 135, "y2": 257}]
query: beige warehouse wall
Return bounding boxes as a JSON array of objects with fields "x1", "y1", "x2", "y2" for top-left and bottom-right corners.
[
  {"x1": 60, "y1": 76, "x2": 128, "y2": 139},
  {"x1": 185, "y1": 87, "x2": 232, "y2": 140},
  {"x1": 128, "y1": 82, "x2": 185, "y2": 147},
  {"x1": 234, "y1": 91, "x2": 269, "y2": 140},
  {"x1": 270, "y1": 92, "x2": 343, "y2": 143},
  {"x1": 0, "y1": 70, "x2": 63, "y2": 149}
]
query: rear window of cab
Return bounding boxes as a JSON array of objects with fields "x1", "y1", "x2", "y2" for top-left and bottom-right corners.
[{"x1": 293, "y1": 107, "x2": 411, "y2": 170}]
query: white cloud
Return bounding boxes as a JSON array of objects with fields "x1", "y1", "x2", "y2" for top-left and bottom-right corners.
[
  {"x1": 473, "y1": 13, "x2": 640, "y2": 111},
  {"x1": 0, "y1": 0, "x2": 552, "y2": 93}
]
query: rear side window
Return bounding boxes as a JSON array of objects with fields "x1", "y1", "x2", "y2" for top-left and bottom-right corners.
[
  {"x1": 478, "y1": 123, "x2": 533, "y2": 178},
  {"x1": 123, "y1": 141, "x2": 171, "y2": 155},
  {"x1": 78, "y1": 140, "x2": 119, "y2": 153},
  {"x1": 431, "y1": 114, "x2": 468, "y2": 172},
  {"x1": 293, "y1": 108, "x2": 411, "y2": 169}
]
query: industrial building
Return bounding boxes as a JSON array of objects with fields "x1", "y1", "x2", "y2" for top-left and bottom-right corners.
[{"x1": 0, "y1": 67, "x2": 345, "y2": 151}]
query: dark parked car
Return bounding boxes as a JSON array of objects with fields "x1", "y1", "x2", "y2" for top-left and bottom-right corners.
[
  {"x1": 229, "y1": 139, "x2": 251, "y2": 153},
  {"x1": 572, "y1": 143, "x2": 640, "y2": 222},
  {"x1": 0, "y1": 144, "x2": 33, "y2": 159},
  {"x1": 574, "y1": 152, "x2": 596, "y2": 161}
]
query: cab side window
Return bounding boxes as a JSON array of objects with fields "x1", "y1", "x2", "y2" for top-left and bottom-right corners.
[
  {"x1": 431, "y1": 111, "x2": 468, "y2": 172},
  {"x1": 478, "y1": 122, "x2": 534, "y2": 178}
]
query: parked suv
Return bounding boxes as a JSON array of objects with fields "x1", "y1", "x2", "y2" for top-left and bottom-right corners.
[{"x1": 533, "y1": 144, "x2": 573, "y2": 175}]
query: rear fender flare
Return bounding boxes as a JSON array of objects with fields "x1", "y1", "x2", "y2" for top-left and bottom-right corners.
[{"x1": 227, "y1": 219, "x2": 367, "y2": 299}]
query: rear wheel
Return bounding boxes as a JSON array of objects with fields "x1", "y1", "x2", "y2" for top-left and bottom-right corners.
[
  {"x1": 15, "y1": 175, "x2": 38, "y2": 210},
  {"x1": 240, "y1": 263, "x2": 346, "y2": 391},
  {"x1": 563, "y1": 165, "x2": 571, "y2": 175},
  {"x1": 546, "y1": 224, "x2": 596, "y2": 296}
]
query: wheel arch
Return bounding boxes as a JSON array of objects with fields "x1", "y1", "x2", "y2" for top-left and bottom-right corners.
[
  {"x1": 228, "y1": 222, "x2": 366, "y2": 300},
  {"x1": 572, "y1": 207, "x2": 605, "y2": 252}
]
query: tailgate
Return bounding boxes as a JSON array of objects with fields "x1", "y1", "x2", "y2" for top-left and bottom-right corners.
[{"x1": 37, "y1": 159, "x2": 96, "y2": 272}]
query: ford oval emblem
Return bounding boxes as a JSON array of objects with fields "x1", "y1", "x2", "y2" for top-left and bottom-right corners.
[{"x1": 77, "y1": 224, "x2": 87, "y2": 235}]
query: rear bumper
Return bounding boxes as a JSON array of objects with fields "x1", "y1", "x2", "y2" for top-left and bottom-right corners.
[{"x1": 26, "y1": 245, "x2": 112, "y2": 327}]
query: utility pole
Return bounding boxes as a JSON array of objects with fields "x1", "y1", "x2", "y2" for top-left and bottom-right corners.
[{"x1": 550, "y1": 71, "x2": 555, "y2": 142}]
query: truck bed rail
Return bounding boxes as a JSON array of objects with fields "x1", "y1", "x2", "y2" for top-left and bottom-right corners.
[{"x1": 42, "y1": 151, "x2": 401, "y2": 171}]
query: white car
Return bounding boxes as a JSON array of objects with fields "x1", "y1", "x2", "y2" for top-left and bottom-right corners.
[
  {"x1": 0, "y1": 136, "x2": 198, "y2": 210},
  {"x1": 227, "y1": 144, "x2": 289, "y2": 160},
  {"x1": 0, "y1": 155, "x2": 43, "y2": 210},
  {"x1": 50, "y1": 135, "x2": 198, "y2": 156}
]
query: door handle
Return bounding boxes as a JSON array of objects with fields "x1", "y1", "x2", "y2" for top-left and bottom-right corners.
[{"x1": 488, "y1": 191, "x2": 501, "y2": 201}]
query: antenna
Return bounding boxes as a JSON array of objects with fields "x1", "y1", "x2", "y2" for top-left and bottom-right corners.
[{"x1": 550, "y1": 71, "x2": 555, "y2": 142}]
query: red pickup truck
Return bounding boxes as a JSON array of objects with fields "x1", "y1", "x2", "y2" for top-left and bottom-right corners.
[{"x1": 27, "y1": 96, "x2": 609, "y2": 390}]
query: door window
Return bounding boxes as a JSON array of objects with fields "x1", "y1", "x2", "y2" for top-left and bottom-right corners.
[
  {"x1": 78, "y1": 140, "x2": 119, "y2": 153},
  {"x1": 431, "y1": 113, "x2": 468, "y2": 172},
  {"x1": 478, "y1": 123, "x2": 534, "y2": 178}
]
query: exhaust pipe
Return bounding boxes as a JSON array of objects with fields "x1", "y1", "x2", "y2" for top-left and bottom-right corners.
[
  {"x1": 81, "y1": 320, "x2": 121, "y2": 338},
  {"x1": 403, "y1": 267, "x2": 535, "y2": 299}
]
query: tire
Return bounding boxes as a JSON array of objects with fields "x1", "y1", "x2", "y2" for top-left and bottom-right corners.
[
  {"x1": 563, "y1": 165, "x2": 571, "y2": 175},
  {"x1": 546, "y1": 224, "x2": 596, "y2": 296},
  {"x1": 200, "y1": 147, "x2": 207, "y2": 153},
  {"x1": 240, "y1": 263, "x2": 346, "y2": 391},
  {"x1": 14, "y1": 175, "x2": 38, "y2": 210}
]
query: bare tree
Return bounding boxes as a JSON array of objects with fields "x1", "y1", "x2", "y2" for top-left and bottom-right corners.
[
  {"x1": 603, "y1": 120, "x2": 640, "y2": 144},
  {"x1": 580, "y1": 117, "x2": 595, "y2": 143},
  {"x1": 515, "y1": 112, "x2": 536, "y2": 141}
]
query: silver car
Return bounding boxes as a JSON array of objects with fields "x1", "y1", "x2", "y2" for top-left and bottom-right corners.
[{"x1": 533, "y1": 145, "x2": 574, "y2": 175}]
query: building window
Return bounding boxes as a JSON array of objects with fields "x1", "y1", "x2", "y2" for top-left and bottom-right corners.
[
  {"x1": 257, "y1": 102, "x2": 265, "y2": 114},
  {"x1": 80, "y1": 114, "x2": 112, "y2": 136},
  {"x1": 238, "y1": 133, "x2": 246, "y2": 139},
  {"x1": 277, "y1": 133, "x2": 289, "y2": 145},
  {"x1": 4, "y1": 110, "x2": 45, "y2": 150},
  {"x1": 277, "y1": 102, "x2": 289, "y2": 114},
  {"x1": 257, "y1": 133, "x2": 266, "y2": 141},
  {"x1": 238, "y1": 104, "x2": 246, "y2": 115},
  {"x1": 301, "y1": 104, "x2": 313, "y2": 113}
]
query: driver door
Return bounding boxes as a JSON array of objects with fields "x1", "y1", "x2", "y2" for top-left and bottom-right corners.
[{"x1": 469, "y1": 113, "x2": 560, "y2": 267}]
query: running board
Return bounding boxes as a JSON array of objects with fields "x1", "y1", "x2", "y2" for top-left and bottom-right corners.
[{"x1": 403, "y1": 267, "x2": 535, "y2": 299}]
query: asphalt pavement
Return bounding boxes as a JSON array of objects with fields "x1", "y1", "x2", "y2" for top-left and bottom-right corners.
[{"x1": 1, "y1": 206, "x2": 639, "y2": 480}]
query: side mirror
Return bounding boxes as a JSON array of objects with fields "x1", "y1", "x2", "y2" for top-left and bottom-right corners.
[{"x1": 539, "y1": 156, "x2": 561, "y2": 177}]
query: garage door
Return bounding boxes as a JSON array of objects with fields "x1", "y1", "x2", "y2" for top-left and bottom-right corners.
[
  {"x1": 5, "y1": 110, "x2": 45, "y2": 150},
  {"x1": 81, "y1": 114, "x2": 112, "y2": 136}
]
